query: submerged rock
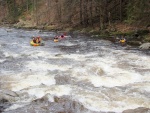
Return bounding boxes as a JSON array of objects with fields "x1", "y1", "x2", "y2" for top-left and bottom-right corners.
[
  {"x1": 0, "y1": 89, "x2": 19, "y2": 97},
  {"x1": 139, "y1": 43, "x2": 150, "y2": 49},
  {"x1": 0, "y1": 89, "x2": 19, "y2": 112},
  {"x1": 0, "y1": 94, "x2": 11, "y2": 112},
  {"x1": 127, "y1": 41, "x2": 142, "y2": 46},
  {"x1": 123, "y1": 107, "x2": 150, "y2": 113},
  {"x1": 2, "y1": 95, "x2": 112, "y2": 113}
]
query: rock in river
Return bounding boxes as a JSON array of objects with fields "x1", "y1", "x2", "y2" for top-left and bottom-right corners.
[{"x1": 139, "y1": 43, "x2": 150, "y2": 50}]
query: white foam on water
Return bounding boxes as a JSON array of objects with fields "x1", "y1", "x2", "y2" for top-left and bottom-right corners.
[
  {"x1": 73, "y1": 72, "x2": 141, "y2": 87},
  {"x1": 61, "y1": 52, "x2": 99, "y2": 62},
  {"x1": 72, "y1": 60, "x2": 142, "y2": 87},
  {"x1": 5, "y1": 104, "x2": 29, "y2": 112},
  {"x1": 118, "y1": 52, "x2": 150, "y2": 68},
  {"x1": 3, "y1": 51, "x2": 19, "y2": 58},
  {"x1": 46, "y1": 85, "x2": 72, "y2": 97},
  {"x1": 23, "y1": 50, "x2": 63, "y2": 59},
  {"x1": 0, "y1": 59, "x2": 6, "y2": 63},
  {"x1": 11, "y1": 74, "x2": 56, "y2": 91},
  {"x1": 26, "y1": 85, "x2": 72, "y2": 98},
  {"x1": 26, "y1": 60, "x2": 71, "y2": 71},
  {"x1": 61, "y1": 41, "x2": 76, "y2": 46},
  {"x1": 62, "y1": 54, "x2": 86, "y2": 61},
  {"x1": 89, "y1": 73, "x2": 141, "y2": 87},
  {"x1": 47, "y1": 94, "x2": 55, "y2": 102},
  {"x1": 73, "y1": 88, "x2": 150, "y2": 112},
  {"x1": 130, "y1": 82, "x2": 150, "y2": 93}
]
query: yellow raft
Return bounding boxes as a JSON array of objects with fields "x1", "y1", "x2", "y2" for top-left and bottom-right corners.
[
  {"x1": 30, "y1": 41, "x2": 44, "y2": 46},
  {"x1": 54, "y1": 39, "x2": 58, "y2": 42},
  {"x1": 119, "y1": 39, "x2": 126, "y2": 43}
]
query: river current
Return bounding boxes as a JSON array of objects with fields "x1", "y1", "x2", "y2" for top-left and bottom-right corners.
[{"x1": 0, "y1": 27, "x2": 150, "y2": 113}]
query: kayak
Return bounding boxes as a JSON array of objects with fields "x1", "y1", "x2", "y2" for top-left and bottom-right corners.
[{"x1": 30, "y1": 41, "x2": 44, "y2": 46}]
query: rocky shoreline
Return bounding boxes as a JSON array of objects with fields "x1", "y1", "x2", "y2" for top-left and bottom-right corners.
[{"x1": 0, "y1": 89, "x2": 150, "y2": 113}]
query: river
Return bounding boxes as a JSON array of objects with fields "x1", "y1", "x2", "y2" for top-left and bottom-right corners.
[{"x1": 0, "y1": 27, "x2": 150, "y2": 113}]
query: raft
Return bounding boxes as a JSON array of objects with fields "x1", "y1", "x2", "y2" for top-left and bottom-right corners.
[
  {"x1": 119, "y1": 39, "x2": 126, "y2": 43},
  {"x1": 54, "y1": 39, "x2": 59, "y2": 42},
  {"x1": 30, "y1": 41, "x2": 44, "y2": 46}
]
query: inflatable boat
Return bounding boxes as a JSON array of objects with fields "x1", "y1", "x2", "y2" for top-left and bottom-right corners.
[
  {"x1": 54, "y1": 39, "x2": 59, "y2": 42},
  {"x1": 30, "y1": 41, "x2": 44, "y2": 46}
]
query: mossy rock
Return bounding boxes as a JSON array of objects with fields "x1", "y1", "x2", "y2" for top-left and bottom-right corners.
[{"x1": 127, "y1": 41, "x2": 142, "y2": 46}]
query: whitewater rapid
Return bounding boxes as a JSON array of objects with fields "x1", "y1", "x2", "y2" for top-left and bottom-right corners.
[{"x1": 0, "y1": 27, "x2": 150, "y2": 113}]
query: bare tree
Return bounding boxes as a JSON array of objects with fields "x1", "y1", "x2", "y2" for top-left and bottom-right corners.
[
  {"x1": 32, "y1": 0, "x2": 38, "y2": 25},
  {"x1": 80, "y1": 0, "x2": 83, "y2": 25},
  {"x1": 55, "y1": 0, "x2": 61, "y2": 23},
  {"x1": 89, "y1": 0, "x2": 93, "y2": 26},
  {"x1": 26, "y1": 0, "x2": 29, "y2": 12},
  {"x1": 120, "y1": 0, "x2": 122, "y2": 21},
  {"x1": 47, "y1": 0, "x2": 51, "y2": 24},
  {"x1": 83, "y1": 0, "x2": 89, "y2": 27},
  {"x1": 99, "y1": 0, "x2": 104, "y2": 30}
]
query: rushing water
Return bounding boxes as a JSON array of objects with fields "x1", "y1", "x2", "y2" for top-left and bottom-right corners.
[{"x1": 0, "y1": 27, "x2": 150, "y2": 113}]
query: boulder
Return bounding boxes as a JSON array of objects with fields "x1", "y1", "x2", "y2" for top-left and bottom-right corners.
[
  {"x1": 139, "y1": 43, "x2": 150, "y2": 49},
  {"x1": 128, "y1": 41, "x2": 142, "y2": 46},
  {"x1": 123, "y1": 107, "x2": 150, "y2": 113}
]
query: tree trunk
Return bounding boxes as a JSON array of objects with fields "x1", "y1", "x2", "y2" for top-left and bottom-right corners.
[
  {"x1": 59, "y1": 1, "x2": 62, "y2": 23},
  {"x1": 89, "y1": 0, "x2": 93, "y2": 27},
  {"x1": 99, "y1": 0, "x2": 104, "y2": 30},
  {"x1": 83, "y1": 0, "x2": 88, "y2": 27},
  {"x1": 47, "y1": 0, "x2": 51, "y2": 24},
  {"x1": 26, "y1": 0, "x2": 29, "y2": 12},
  {"x1": 120, "y1": 0, "x2": 122, "y2": 21},
  {"x1": 33, "y1": 0, "x2": 38, "y2": 25},
  {"x1": 13, "y1": 0, "x2": 17, "y2": 22},
  {"x1": 56, "y1": 0, "x2": 61, "y2": 23},
  {"x1": 80, "y1": 0, "x2": 83, "y2": 25},
  {"x1": 108, "y1": 12, "x2": 111, "y2": 26}
]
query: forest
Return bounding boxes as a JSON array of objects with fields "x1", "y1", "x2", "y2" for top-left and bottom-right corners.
[{"x1": 0, "y1": 0, "x2": 150, "y2": 41}]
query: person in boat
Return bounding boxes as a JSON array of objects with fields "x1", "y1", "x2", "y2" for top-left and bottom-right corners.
[
  {"x1": 119, "y1": 36, "x2": 126, "y2": 43},
  {"x1": 32, "y1": 36, "x2": 41, "y2": 43},
  {"x1": 58, "y1": 33, "x2": 66, "y2": 39},
  {"x1": 54, "y1": 36, "x2": 58, "y2": 39},
  {"x1": 60, "y1": 35, "x2": 64, "y2": 39},
  {"x1": 54, "y1": 36, "x2": 59, "y2": 42},
  {"x1": 32, "y1": 37, "x2": 37, "y2": 43},
  {"x1": 119, "y1": 36, "x2": 127, "y2": 46},
  {"x1": 36, "y1": 36, "x2": 41, "y2": 43}
]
